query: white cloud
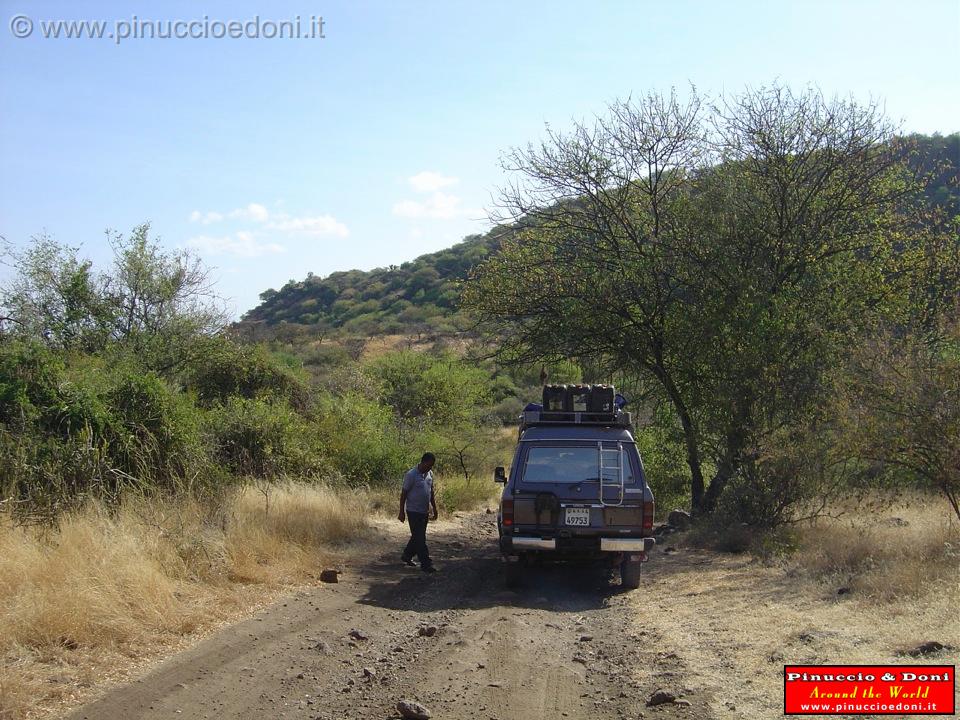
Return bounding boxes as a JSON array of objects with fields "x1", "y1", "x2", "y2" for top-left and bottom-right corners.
[
  {"x1": 394, "y1": 172, "x2": 479, "y2": 221},
  {"x1": 188, "y1": 202, "x2": 349, "y2": 238},
  {"x1": 190, "y1": 203, "x2": 269, "y2": 224},
  {"x1": 230, "y1": 203, "x2": 270, "y2": 222},
  {"x1": 189, "y1": 210, "x2": 224, "y2": 225},
  {"x1": 408, "y1": 171, "x2": 458, "y2": 194},
  {"x1": 187, "y1": 231, "x2": 285, "y2": 258},
  {"x1": 266, "y1": 214, "x2": 349, "y2": 237},
  {"x1": 393, "y1": 191, "x2": 474, "y2": 220}
]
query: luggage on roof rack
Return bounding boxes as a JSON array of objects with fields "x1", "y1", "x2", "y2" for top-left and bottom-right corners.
[
  {"x1": 542, "y1": 384, "x2": 568, "y2": 412},
  {"x1": 589, "y1": 384, "x2": 615, "y2": 413},
  {"x1": 519, "y1": 408, "x2": 633, "y2": 430},
  {"x1": 532, "y1": 384, "x2": 627, "y2": 429},
  {"x1": 566, "y1": 384, "x2": 592, "y2": 412},
  {"x1": 542, "y1": 383, "x2": 619, "y2": 415}
]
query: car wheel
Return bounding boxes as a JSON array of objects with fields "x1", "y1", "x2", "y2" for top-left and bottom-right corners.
[
  {"x1": 505, "y1": 559, "x2": 522, "y2": 589},
  {"x1": 620, "y1": 554, "x2": 642, "y2": 589}
]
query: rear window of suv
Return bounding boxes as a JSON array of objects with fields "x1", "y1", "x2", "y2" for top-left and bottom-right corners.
[{"x1": 521, "y1": 444, "x2": 636, "y2": 484}]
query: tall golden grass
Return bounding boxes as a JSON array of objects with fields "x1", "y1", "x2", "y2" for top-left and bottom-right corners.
[
  {"x1": 0, "y1": 482, "x2": 367, "y2": 720},
  {"x1": 434, "y1": 474, "x2": 501, "y2": 514},
  {"x1": 792, "y1": 494, "x2": 960, "y2": 601},
  {"x1": 685, "y1": 492, "x2": 959, "y2": 600}
]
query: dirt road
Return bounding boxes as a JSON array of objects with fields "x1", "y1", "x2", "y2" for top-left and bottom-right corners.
[
  {"x1": 65, "y1": 511, "x2": 959, "y2": 720},
  {"x1": 66, "y1": 512, "x2": 706, "y2": 720}
]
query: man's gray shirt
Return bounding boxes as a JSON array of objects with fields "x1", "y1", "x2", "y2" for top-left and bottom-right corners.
[{"x1": 402, "y1": 466, "x2": 433, "y2": 514}]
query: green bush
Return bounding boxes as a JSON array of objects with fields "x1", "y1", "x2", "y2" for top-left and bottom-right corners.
[
  {"x1": 367, "y1": 350, "x2": 490, "y2": 426},
  {"x1": 634, "y1": 404, "x2": 691, "y2": 513},
  {"x1": 0, "y1": 350, "x2": 209, "y2": 507},
  {"x1": 186, "y1": 336, "x2": 311, "y2": 411},
  {"x1": 315, "y1": 392, "x2": 411, "y2": 486},
  {"x1": 104, "y1": 370, "x2": 204, "y2": 487},
  {"x1": 0, "y1": 341, "x2": 63, "y2": 429},
  {"x1": 44, "y1": 377, "x2": 113, "y2": 439},
  {"x1": 205, "y1": 397, "x2": 324, "y2": 478},
  {"x1": 489, "y1": 396, "x2": 524, "y2": 424},
  {"x1": 302, "y1": 343, "x2": 350, "y2": 368}
]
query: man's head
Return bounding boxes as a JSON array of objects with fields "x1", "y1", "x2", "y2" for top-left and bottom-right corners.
[{"x1": 418, "y1": 452, "x2": 436, "y2": 473}]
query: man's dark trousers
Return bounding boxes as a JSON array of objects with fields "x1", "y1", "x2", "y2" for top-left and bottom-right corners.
[{"x1": 402, "y1": 511, "x2": 432, "y2": 569}]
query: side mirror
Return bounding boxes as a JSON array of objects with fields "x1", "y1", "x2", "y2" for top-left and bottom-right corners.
[{"x1": 494, "y1": 466, "x2": 507, "y2": 483}]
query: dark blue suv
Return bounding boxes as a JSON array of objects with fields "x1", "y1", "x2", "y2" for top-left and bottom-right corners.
[{"x1": 494, "y1": 405, "x2": 655, "y2": 589}]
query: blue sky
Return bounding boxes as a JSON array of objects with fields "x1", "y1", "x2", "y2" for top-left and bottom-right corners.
[{"x1": 1, "y1": 0, "x2": 958, "y2": 317}]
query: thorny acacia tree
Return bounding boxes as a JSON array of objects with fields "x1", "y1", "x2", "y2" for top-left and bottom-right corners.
[
  {"x1": 463, "y1": 85, "x2": 929, "y2": 515},
  {"x1": 840, "y1": 310, "x2": 960, "y2": 521}
]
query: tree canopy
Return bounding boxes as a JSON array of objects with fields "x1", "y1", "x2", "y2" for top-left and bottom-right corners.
[{"x1": 462, "y1": 86, "x2": 959, "y2": 515}]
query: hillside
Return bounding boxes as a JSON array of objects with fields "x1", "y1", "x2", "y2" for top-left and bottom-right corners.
[
  {"x1": 240, "y1": 229, "x2": 501, "y2": 335},
  {"x1": 910, "y1": 132, "x2": 960, "y2": 216},
  {"x1": 240, "y1": 133, "x2": 957, "y2": 337}
]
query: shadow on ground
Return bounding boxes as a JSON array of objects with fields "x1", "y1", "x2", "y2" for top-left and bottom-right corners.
[{"x1": 356, "y1": 518, "x2": 634, "y2": 614}]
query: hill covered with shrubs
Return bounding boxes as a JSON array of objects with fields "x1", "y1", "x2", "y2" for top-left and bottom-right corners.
[
  {"x1": 240, "y1": 230, "x2": 500, "y2": 335},
  {"x1": 1, "y1": 130, "x2": 956, "y2": 522}
]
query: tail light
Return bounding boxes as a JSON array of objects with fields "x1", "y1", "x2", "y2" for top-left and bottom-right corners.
[
  {"x1": 642, "y1": 500, "x2": 654, "y2": 533},
  {"x1": 501, "y1": 498, "x2": 514, "y2": 527}
]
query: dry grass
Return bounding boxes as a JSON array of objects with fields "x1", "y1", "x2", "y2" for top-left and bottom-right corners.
[
  {"x1": 436, "y1": 475, "x2": 501, "y2": 514},
  {"x1": 791, "y1": 493, "x2": 960, "y2": 601},
  {"x1": 0, "y1": 482, "x2": 367, "y2": 720},
  {"x1": 633, "y1": 493, "x2": 960, "y2": 719}
]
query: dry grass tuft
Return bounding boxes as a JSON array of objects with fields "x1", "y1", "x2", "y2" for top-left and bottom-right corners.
[
  {"x1": 226, "y1": 483, "x2": 366, "y2": 583},
  {"x1": 0, "y1": 482, "x2": 367, "y2": 720},
  {"x1": 435, "y1": 475, "x2": 500, "y2": 513},
  {"x1": 793, "y1": 493, "x2": 960, "y2": 601}
]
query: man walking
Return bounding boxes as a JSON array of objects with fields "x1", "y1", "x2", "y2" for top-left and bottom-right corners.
[{"x1": 399, "y1": 452, "x2": 438, "y2": 573}]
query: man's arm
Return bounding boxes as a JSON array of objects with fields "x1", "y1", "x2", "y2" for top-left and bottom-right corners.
[
  {"x1": 430, "y1": 485, "x2": 438, "y2": 521},
  {"x1": 399, "y1": 471, "x2": 412, "y2": 521}
]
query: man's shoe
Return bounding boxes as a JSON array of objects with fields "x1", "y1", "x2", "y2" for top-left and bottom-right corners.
[
  {"x1": 402, "y1": 556, "x2": 416, "y2": 567},
  {"x1": 422, "y1": 566, "x2": 437, "y2": 573}
]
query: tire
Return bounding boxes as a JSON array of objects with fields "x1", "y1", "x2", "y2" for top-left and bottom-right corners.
[
  {"x1": 620, "y1": 554, "x2": 642, "y2": 589},
  {"x1": 505, "y1": 559, "x2": 522, "y2": 589}
]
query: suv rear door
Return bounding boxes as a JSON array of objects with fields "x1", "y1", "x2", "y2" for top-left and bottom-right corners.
[{"x1": 511, "y1": 440, "x2": 645, "y2": 532}]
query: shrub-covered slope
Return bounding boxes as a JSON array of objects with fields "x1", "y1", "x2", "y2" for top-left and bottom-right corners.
[{"x1": 241, "y1": 230, "x2": 500, "y2": 334}]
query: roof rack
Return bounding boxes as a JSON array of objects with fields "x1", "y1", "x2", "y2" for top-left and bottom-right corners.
[{"x1": 519, "y1": 409, "x2": 633, "y2": 431}]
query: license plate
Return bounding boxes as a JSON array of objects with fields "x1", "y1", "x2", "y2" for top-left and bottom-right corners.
[{"x1": 565, "y1": 508, "x2": 591, "y2": 526}]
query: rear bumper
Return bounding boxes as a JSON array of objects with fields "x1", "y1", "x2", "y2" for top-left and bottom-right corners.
[
  {"x1": 504, "y1": 535, "x2": 655, "y2": 554},
  {"x1": 511, "y1": 536, "x2": 558, "y2": 550},
  {"x1": 599, "y1": 537, "x2": 655, "y2": 552}
]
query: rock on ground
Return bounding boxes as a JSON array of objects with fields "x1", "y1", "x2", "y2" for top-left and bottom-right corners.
[
  {"x1": 667, "y1": 509, "x2": 691, "y2": 530},
  {"x1": 396, "y1": 699, "x2": 432, "y2": 719},
  {"x1": 647, "y1": 689, "x2": 677, "y2": 706}
]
